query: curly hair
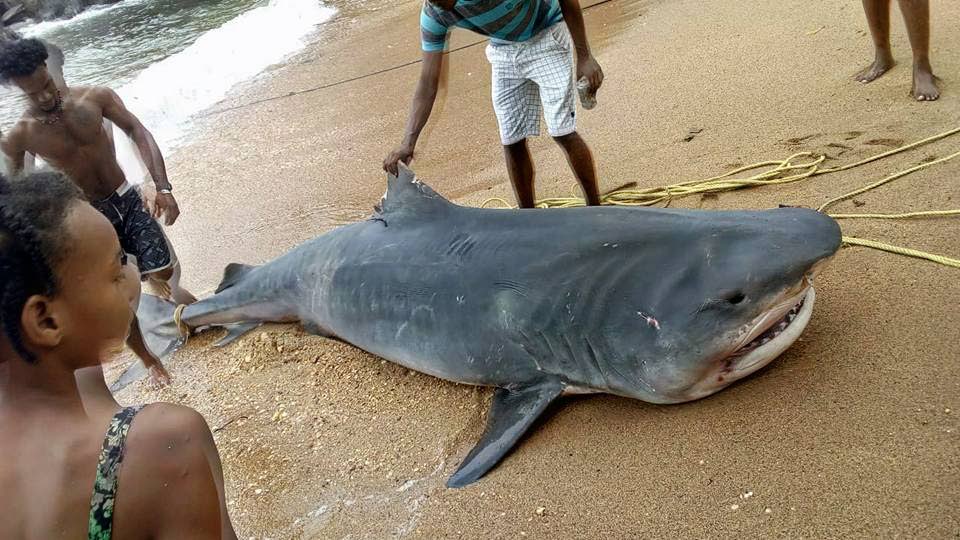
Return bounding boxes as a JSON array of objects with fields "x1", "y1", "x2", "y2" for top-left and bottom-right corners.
[
  {"x1": 0, "y1": 172, "x2": 84, "y2": 362},
  {"x1": 0, "y1": 38, "x2": 49, "y2": 83}
]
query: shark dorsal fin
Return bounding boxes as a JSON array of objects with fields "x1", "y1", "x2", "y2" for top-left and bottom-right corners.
[{"x1": 375, "y1": 163, "x2": 452, "y2": 219}]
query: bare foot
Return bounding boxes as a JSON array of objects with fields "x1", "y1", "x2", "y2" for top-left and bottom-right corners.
[
  {"x1": 146, "y1": 364, "x2": 172, "y2": 389},
  {"x1": 855, "y1": 53, "x2": 894, "y2": 83},
  {"x1": 911, "y1": 67, "x2": 940, "y2": 101}
]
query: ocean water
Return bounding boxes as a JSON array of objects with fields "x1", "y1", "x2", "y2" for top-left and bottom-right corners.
[{"x1": 1, "y1": 0, "x2": 336, "y2": 182}]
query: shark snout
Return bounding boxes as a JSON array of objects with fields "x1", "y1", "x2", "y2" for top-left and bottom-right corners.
[{"x1": 786, "y1": 208, "x2": 843, "y2": 266}]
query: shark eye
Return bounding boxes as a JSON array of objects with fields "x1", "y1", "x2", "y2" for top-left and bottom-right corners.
[{"x1": 722, "y1": 290, "x2": 746, "y2": 305}]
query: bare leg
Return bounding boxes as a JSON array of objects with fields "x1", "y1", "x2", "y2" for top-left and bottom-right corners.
[
  {"x1": 504, "y1": 139, "x2": 536, "y2": 209},
  {"x1": 896, "y1": 0, "x2": 939, "y2": 100},
  {"x1": 553, "y1": 132, "x2": 601, "y2": 206},
  {"x1": 166, "y1": 262, "x2": 197, "y2": 305},
  {"x1": 856, "y1": 0, "x2": 896, "y2": 83},
  {"x1": 127, "y1": 317, "x2": 171, "y2": 387},
  {"x1": 118, "y1": 258, "x2": 172, "y2": 386},
  {"x1": 148, "y1": 263, "x2": 197, "y2": 305}
]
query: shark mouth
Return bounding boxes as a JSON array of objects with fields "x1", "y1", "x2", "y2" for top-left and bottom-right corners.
[
  {"x1": 734, "y1": 295, "x2": 806, "y2": 356},
  {"x1": 722, "y1": 286, "x2": 816, "y2": 380}
]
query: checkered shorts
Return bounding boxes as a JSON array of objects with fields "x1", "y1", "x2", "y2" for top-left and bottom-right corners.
[{"x1": 485, "y1": 22, "x2": 577, "y2": 145}]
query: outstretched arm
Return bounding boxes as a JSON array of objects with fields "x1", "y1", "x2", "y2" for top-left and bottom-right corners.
[
  {"x1": 98, "y1": 88, "x2": 181, "y2": 225},
  {"x1": 383, "y1": 50, "x2": 444, "y2": 175}
]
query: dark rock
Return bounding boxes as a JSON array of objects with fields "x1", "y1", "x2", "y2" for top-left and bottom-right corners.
[{"x1": 1, "y1": 0, "x2": 122, "y2": 25}]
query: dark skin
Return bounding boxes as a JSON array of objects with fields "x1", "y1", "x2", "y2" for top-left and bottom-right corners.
[
  {"x1": 383, "y1": 0, "x2": 603, "y2": 208},
  {"x1": 0, "y1": 202, "x2": 225, "y2": 538},
  {"x1": 1, "y1": 65, "x2": 195, "y2": 385},
  {"x1": 2, "y1": 65, "x2": 180, "y2": 216},
  {"x1": 856, "y1": 0, "x2": 939, "y2": 101},
  {"x1": 72, "y1": 248, "x2": 234, "y2": 534},
  {"x1": 75, "y1": 365, "x2": 239, "y2": 539}
]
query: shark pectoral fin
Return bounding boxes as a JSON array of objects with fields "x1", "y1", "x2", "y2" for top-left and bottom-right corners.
[
  {"x1": 213, "y1": 322, "x2": 262, "y2": 347},
  {"x1": 446, "y1": 377, "x2": 564, "y2": 488}
]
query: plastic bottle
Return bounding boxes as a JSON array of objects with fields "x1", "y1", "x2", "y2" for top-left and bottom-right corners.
[{"x1": 577, "y1": 77, "x2": 597, "y2": 110}]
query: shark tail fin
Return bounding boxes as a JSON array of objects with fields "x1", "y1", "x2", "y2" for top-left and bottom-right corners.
[{"x1": 136, "y1": 293, "x2": 188, "y2": 359}]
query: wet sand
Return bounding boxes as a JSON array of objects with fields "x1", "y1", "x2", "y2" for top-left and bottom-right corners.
[{"x1": 113, "y1": 0, "x2": 959, "y2": 537}]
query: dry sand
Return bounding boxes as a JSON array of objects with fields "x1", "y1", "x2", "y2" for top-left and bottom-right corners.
[{"x1": 111, "y1": 0, "x2": 959, "y2": 537}]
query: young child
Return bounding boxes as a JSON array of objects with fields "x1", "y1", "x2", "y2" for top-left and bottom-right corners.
[{"x1": 0, "y1": 171, "x2": 234, "y2": 538}]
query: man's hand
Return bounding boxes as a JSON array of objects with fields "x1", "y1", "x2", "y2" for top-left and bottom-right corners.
[
  {"x1": 155, "y1": 192, "x2": 181, "y2": 226},
  {"x1": 140, "y1": 181, "x2": 157, "y2": 215},
  {"x1": 383, "y1": 143, "x2": 415, "y2": 176},
  {"x1": 577, "y1": 54, "x2": 604, "y2": 93}
]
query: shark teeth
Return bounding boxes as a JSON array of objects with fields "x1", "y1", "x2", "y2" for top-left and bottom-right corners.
[{"x1": 734, "y1": 297, "x2": 805, "y2": 355}]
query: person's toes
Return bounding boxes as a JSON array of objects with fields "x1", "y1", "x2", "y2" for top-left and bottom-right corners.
[{"x1": 913, "y1": 86, "x2": 940, "y2": 101}]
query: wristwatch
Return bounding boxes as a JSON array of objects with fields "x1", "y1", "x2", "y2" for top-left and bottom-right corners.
[{"x1": 158, "y1": 186, "x2": 173, "y2": 195}]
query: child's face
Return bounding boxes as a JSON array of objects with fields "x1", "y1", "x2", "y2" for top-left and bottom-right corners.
[{"x1": 49, "y1": 203, "x2": 137, "y2": 367}]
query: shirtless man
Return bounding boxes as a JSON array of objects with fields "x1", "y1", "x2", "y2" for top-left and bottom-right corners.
[
  {"x1": 0, "y1": 38, "x2": 195, "y2": 383},
  {"x1": 0, "y1": 30, "x2": 103, "y2": 166},
  {"x1": 856, "y1": 0, "x2": 940, "y2": 101}
]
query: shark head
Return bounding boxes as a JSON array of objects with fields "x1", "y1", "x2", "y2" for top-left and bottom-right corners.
[{"x1": 601, "y1": 206, "x2": 841, "y2": 403}]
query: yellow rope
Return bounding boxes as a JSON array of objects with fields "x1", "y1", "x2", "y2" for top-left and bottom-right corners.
[
  {"x1": 481, "y1": 197, "x2": 515, "y2": 209},
  {"x1": 819, "y1": 126, "x2": 960, "y2": 173},
  {"x1": 480, "y1": 127, "x2": 960, "y2": 269},
  {"x1": 842, "y1": 236, "x2": 960, "y2": 269},
  {"x1": 831, "y1": 210, "x2": 960, "y2": 220},
  {"x1": 498, "y1": 153, "x2": 829, "y2": 210},
  {"x1": 173, "y1": 304, "x2": 190, "y2": 341},
  {"x1": 817, "y1": 149, "x2": 960, "y2": 212}
]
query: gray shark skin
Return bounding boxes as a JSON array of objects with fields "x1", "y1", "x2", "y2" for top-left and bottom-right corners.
[{"x1": 138, "y1": 165, "x2": 841, "y2": 488}]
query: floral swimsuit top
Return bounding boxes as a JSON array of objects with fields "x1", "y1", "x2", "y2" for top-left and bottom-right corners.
[{"x1": 88, "y1": 405, "x2": 144, "y2": 540}]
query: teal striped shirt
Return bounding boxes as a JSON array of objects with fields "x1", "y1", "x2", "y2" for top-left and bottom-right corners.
[{"x1": 420, "y1": 0, "x2": 565, "y2": 52}]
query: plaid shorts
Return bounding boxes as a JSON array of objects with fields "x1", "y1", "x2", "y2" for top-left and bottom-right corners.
[{"x1": 485, "y1": 22, "x2": 577, "y2": 145}]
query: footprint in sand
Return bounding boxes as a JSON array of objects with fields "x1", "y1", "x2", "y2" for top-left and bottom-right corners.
[
  {"x1": 826, "y1": 142, "x2": 852, "y2": 150},
  {"x1": 780, "y1": 133, "x2": 821, "y2": 146},
  {"x1": 864, "y1": 138, "x2": 904, "y2": 148},
  {"x1": 823, "y1": 142, "x2": 853, "y2": 159}
]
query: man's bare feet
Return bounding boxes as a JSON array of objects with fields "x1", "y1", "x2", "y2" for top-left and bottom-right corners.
[
  {"x1": 856, "y1": 52, "x2": 895, "y2": 83},
  {"x1": 146, "y1": 363, "x2": 172, "y2": 389},
  {"x1": 911, "y1": 66, "x2": 940, "y2": 100}
]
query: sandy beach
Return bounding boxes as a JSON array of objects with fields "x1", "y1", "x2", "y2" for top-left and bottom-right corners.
[{"x1": 110, "y1": 0, "x2": 959, "y2": 537}]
